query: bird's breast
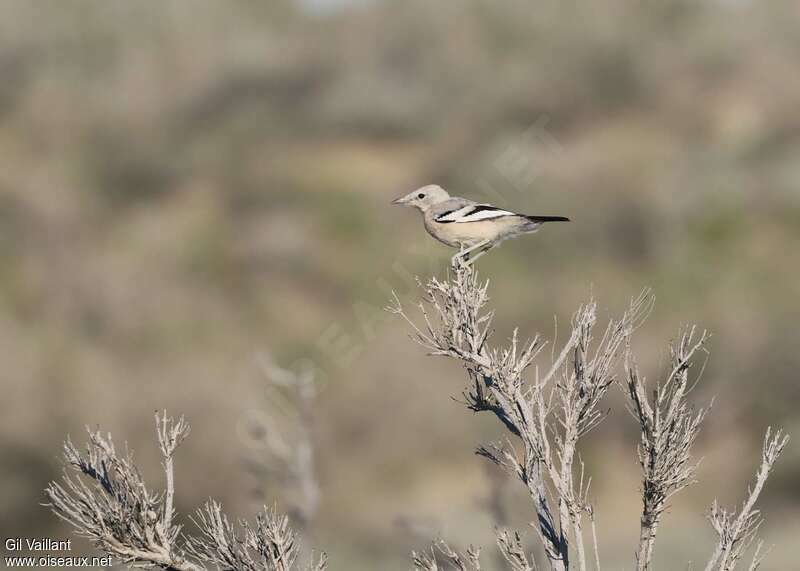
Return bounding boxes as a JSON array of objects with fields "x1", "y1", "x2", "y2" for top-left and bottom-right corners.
[{"x1": 423, "y1": 216, "x2": 462, "y2": 247}]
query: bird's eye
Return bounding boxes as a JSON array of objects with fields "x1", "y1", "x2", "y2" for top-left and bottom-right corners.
[{"x1": 417, "y1": 193, "x2": 425, "y2": 199}]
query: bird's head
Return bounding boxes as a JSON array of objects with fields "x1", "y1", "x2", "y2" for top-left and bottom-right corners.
[{"x1": 391, "y1": 185, "x2": 450, "y2": 212}]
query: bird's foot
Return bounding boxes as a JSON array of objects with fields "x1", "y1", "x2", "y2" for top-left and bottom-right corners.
[{"x1": 451, "y1": 240, "x2": 492, "y2": 269}]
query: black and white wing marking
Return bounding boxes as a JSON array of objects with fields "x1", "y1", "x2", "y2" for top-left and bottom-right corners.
[{"x1": 435, "y1": 204, "x2": 518, "y2": 224}]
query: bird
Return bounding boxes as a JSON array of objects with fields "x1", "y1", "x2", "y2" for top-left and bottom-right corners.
[{"x1": 392, "y1": 184, "x2": 569, "y2": 265}]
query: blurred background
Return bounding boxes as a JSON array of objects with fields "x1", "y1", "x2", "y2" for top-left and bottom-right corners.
[{"x1": 1, "y1": 0, "x2": 798, "y2": 569}]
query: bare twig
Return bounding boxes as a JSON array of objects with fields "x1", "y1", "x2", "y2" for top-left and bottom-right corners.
[
  {"x1": 624, "y1": 326, "x2": 711, "y2": 570},
  {"x1": 157, "y1": 411, "x2": 191, "y2": 536},
  {"x1": 704, "y1": 428, "x2": 789, "y2": 571},
  {"x1": 496, "y1": 529, "x2": 538, "y2": 571},
  {"x1": 588, "y1": 507, "x2": 601, "y2": 571},
  {"x1": 412, "y1": 540, "x2": 482, "y2": 571}
]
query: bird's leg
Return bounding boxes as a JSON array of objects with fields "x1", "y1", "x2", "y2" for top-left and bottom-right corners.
[
  {"x1": 465, "y1": 242, "x2": 495, "y2": 265},
  {"x1": 452, "y1": 240, "x2": 491, "y2": 267}
]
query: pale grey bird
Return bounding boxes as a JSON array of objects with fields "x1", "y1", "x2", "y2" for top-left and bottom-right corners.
[{"x1": 392, "y1": 184, "x2": 569, "y2": 265}]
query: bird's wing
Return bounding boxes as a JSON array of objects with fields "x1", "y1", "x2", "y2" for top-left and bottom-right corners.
[{"x1": 434, "y1": 202, "x2": 518, "y2": 224}]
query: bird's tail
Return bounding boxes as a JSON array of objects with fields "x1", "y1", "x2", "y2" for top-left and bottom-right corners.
[{"x1": 523, "y1": 215, "x2": 570, "y2": 223}]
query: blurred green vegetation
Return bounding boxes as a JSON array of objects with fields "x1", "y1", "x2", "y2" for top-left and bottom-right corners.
[{"x1": 0, "y1": 1, "x2": 798, "y2": 569}]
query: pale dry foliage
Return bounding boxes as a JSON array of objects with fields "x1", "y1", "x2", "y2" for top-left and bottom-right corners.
[
  {"x1": 389, "y1": 260, "x2": 789, "y2": 571},
  {"x1": 45, "y1": 263, "x2": 788, "y2": 570},
  {"x1": 45, "y1": 412, "x2": 326, "y2": 571},
  {"x1": 624, "y1": 326, "x2": 712, "y2": 569},
  {"x1": 412, "y1": 541, "x2": 483, "y2": 571},
  {"x1": 187, "y1": 502, "x2": 327, "y2": 571},
  {"x1": 703, "y1": 428, "x2": 789, "y2": 571}
]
